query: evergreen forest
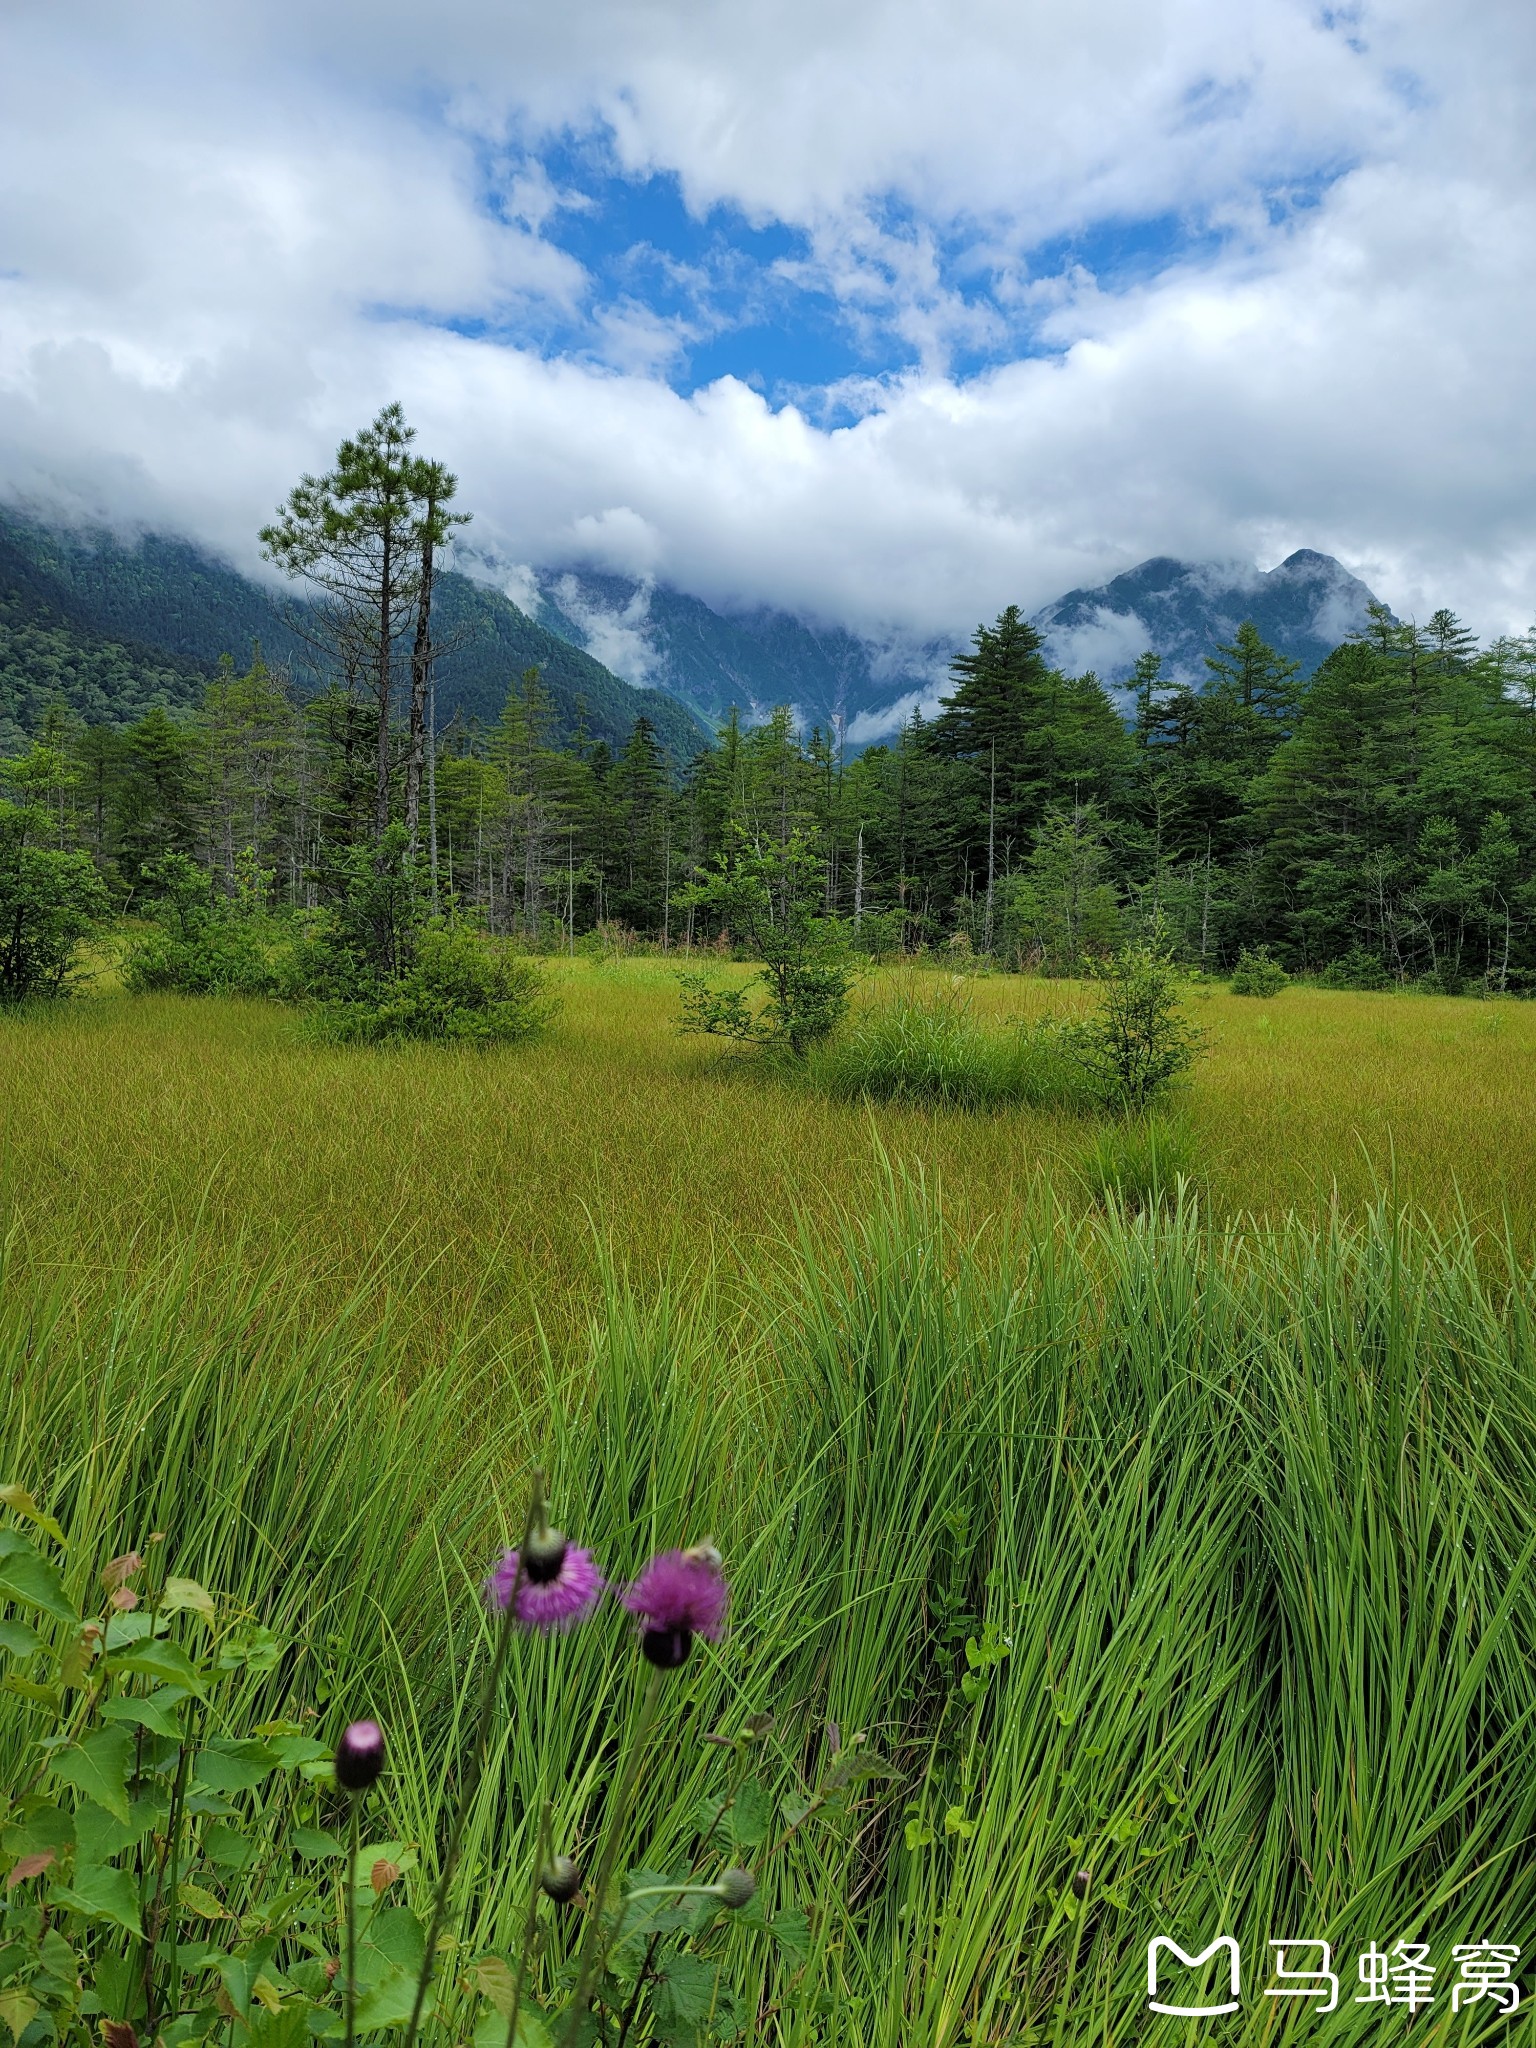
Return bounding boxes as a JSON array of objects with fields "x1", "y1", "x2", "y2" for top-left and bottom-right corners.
[{"x1": 7, "y1": 584, "x2": 1536, "y2": 993}]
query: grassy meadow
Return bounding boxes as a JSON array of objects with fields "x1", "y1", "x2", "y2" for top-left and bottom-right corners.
[
  {"x1": 4, "y1": 965, "x2": 1536, "y2": 2044},
  {"x1": 2, "y1": 959, "x2": 1532, "y2": 1362}
]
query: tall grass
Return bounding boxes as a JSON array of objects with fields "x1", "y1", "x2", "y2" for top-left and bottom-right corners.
[
  {"x1": 5, "y1": 1176, "x2": 1535, "y2": 2041},
  {"x1": 2, "y1": 969, "x2": 1535, "y2": 1371},
  {"x1": 807, "y1": 985, "x2": 1090, "y2": 1111}
]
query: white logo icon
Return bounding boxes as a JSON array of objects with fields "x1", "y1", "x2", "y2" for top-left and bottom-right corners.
[{"x1": 1147, "y1": 1937, "x2": 1241, "y2": 2017}]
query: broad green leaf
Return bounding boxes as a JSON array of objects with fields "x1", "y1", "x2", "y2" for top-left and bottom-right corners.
[
  {"x1": 473, "y1": 2007, "x2": 549, "y2": 2048},
  {"x1": 193, "y1": 1738, "x2": 280, "y2": 1792},
  {"x1": 3, "y1": 1675, "x2": 60, "y2": 1709},
  {"x1": 248, "y1": 2002, "x2": 310, "y2": 2048},
  {"x1": 110, "y1": 1635, "x2": 206, "y2": 1696},
  {"x1": 0, "y1": 1989, "x2": 38, "y2": 2042},
  {"x1": 0, "y1": 1619, "x2": 43, "y2": 1659},
  {"x1": 650, "y1": 1951, "x2": 716, "y2": 2026},
  {"x1": 100, "y1": 1685, "x2": 186, "y2": 1740},
  {"x1": 0, "y1": 1532, "x2": 76, "y2": 1625},
  {"x1": 467, "y1": 1958, "x2": 516, "y2": 2017},
  {"x1": 103, "y1": 1611, "x2": 166, "y2": 1651},
  {"x1": 353, "y1": 1969, "x2": 429, "y2": 2031},
  {"x1": 770, "y1": 1908, "x2": 811, "y2": 1966},
  {"x1": 268, "y1": 1734, "x2": 330, "y2": 1769},
  {"x1": 161, "y1": 1576, "x2": 216, "y2": 1624},
  {"x1": 37, "y1": 1926, "x2": 79, "y2": 1987},
  {"x1": 202, "y1": 1822, "x2": 256, "y2": 1871},
  {"x1": 52, "y1": 1726, "x2": 134, "y2": 1825},
  {"x1": 75, "y1": 1796, "x2": 163, "y2": 1863},
  {"x1": 49, "y1": 1864, "x2": 143, "y2": 1935},
  {"x1": 290, "y1": 1826, "x2": 344, "y2": 1860},
  {"x1": 360, "y1": 1905, "x2": 425, "y2": 1976},
  {"x1": 0, "y1": 1486, "x2": 66, "y2": 1547},
  {"x1": 731, "y1": 1778, "x2": 773, "y2": 1848},
  {"x1": 1, "y1": 1802, "x2": 73, "y2": 1860},
  {"x1": 178, "y1": 1881, "x2": 231, "y2": 1920}
]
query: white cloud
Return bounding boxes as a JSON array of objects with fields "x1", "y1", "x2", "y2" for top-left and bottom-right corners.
[
  {"x1": 1041, "y1": 609, "x2": 1156, "y2": 680},
  {"x1": 547, "y1": 572, "x2": 660, "y2": 686},
  {"x1": 1, "y1": 0, "x2": 1535, "y2": 644}
]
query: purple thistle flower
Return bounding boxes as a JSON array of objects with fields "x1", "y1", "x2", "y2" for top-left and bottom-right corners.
[
  {"x1": 484, "y1": 1542, "x2": 604, "y2": 1631},
  {"x1": 334, "y1": 1718, "x2": 385, "y2": 1792},
  {"x1": 623, "y1": 1544, "x2": 729, "y2": 1668}
]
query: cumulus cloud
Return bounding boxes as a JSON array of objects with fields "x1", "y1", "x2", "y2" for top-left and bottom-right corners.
[{"x1": 2, "y1": 0, "x2": 1535, "y2": 642}]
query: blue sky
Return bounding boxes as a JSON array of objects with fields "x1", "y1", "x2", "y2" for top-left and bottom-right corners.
[{"x1": 2, "y1": 0, "x2": 1534, "y2": 646}]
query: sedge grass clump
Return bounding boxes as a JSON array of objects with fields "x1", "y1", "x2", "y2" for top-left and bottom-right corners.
[
  {"x1": 1078, "y1": 1112, "x2": 1200, "y2": 1210},
  {"x1": 810, "y1": 986, "x2": 1090, "y2": 1112}
]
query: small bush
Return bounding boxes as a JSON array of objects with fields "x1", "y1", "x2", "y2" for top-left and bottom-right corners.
[
  {"x1": 1063, "y1": 940, "x2": 1204, "y2": 1111},
  {"x1": 1079, "y1": 1114, "x2": 1200, "y2": 1212},
  {"x1": 0, "y1": 799, "x2": 111, "y2": 1003},
  {"x1": 1229, "y1": 945, "x2": 1289, "y2": 997},
  {"x1": 1316, "y1": 947, "x2": 1394, "y2": 991},
  {"x1": 310, "y1": 922, "x2": 556, "y2": 1046},
  {"x1": 809, "y1": 988, "x2": 1092, "y2": 1112},
  {"x1": 121, "y1": 851, "x2": 282, "y2": 996}
]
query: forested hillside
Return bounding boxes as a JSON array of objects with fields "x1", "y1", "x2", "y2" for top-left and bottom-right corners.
[{"x1": 0, "y1": 505, "x2": 708, "y2": 761}]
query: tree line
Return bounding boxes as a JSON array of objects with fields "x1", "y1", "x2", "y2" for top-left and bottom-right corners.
[{"x1": 5, "y1": 403, "x2": 1536, "y2": 995}]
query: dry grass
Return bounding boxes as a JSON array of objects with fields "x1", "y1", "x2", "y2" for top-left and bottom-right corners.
[{"x1": 1, "y1": 960, "x2": 1532, "y2": 1367}]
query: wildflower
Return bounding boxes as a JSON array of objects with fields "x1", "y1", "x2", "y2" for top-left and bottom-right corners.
[
  {"x1": 334, "y1": 1719, "x2": 385, "y2": 1792},
  {"x1": 485, "y1": 1538, "x2": 603, "y2": 1632},
  {"x1": 715, "y1": 1868, "x2": 756, "y2": 1910},
  {"x1": 540, "y1": 1854, "x2": 580, "y2": 1904},
  {"x1": 623, "y1": 1543, "x2": 729, "y2": 1669}
]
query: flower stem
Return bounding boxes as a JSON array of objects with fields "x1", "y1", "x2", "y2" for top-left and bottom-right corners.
[
  {"x1": 558, "y1": 1666, "x2": 663, "y2": 2048},
  {"x1": 344, "y1": 1793, "x2": 361, "y2": 2048},
  {"x1": 504, "y1": 1798, "x2": 552, "y2": 2048},
  {"x1": 402, "y1": 1470, "x2": 544, "y2": 2048}
]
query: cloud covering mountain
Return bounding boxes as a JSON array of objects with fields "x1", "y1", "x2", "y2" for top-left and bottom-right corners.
[{"x1": 492, "y1": 547, "x2": 1383, "y2": 741}]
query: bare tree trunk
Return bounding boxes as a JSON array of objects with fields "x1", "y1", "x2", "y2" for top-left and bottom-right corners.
[
  {"x1": 983, "y1": 744, "x2": 997, "y2": 953},
  {"x1": 427, "y1": 670, "x2": 439, "y2": 913},
  {"x1": 374, "y1": 527, "x2": 393, "y2": 843},
  {"x1": 406, "y1": 517, "x2": 436, "y2": 853},
  {"x1": 854, "y1": 825, "x2": 864, "y2": 933}
]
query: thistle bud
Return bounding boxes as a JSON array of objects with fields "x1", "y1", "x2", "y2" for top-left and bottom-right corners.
[
  {"x1": 716, "y1": 1867, "x2": 756, "y2": 1910},
  {"x1": 522, "y1": 1525, "x2": 569, "y2": 1586},
  {"x1": 1071, "y1": 1868, "x2": 1091, "y2": 1901},
  {"x1": 334, "y1": 1719, "x2": 385, "y2": 1792},
  {"x1": 641, "y1": 1625, "x2": 694, "y2": 1669},
  {"x1": 540, "y1": 1855, "x2": 580, "y2": 1904}
]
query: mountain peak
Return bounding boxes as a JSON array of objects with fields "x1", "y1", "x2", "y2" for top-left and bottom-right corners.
[{"x1": 1033, "y1": 549, "x2": 1381, "y2": 686}]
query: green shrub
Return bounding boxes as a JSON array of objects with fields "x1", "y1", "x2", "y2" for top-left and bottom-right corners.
[
  {"x1": 310, "y1": 922, "x2": 555, "y2": 1045},
  {"x1": 809, "y1": 988, "x2": 1092, "y2": 1112},
  {"x1": 1062, "y1": 939, "x2": 1204, "y2": 1110},
  {"x1": 121, "y1": 852, "x2": 282, "y2": 997},
  {"x1": 1228, "y1": 944, "x2": 1289, "y2": 996},
  {"x1": 1317, "y1": 947, "x2": 1394, "y2": 991},
  {"x1": 0, "y1": 801, "x2": 110, "y2": 1004},
  {"x1": 677, "y1": 830, "x2": 854, "y2": 1057},
  {"x1": 1078, "y1": 1113, "x2": 1200, "y2": 1211}
]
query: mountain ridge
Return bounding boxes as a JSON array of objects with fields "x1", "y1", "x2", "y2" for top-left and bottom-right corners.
[
  {"x1": 0, "y1": 504, "x2": 712, "y2": 762},
  {"x1": 501, "y1": 547, "x2": 1384, "y2": 741}
]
